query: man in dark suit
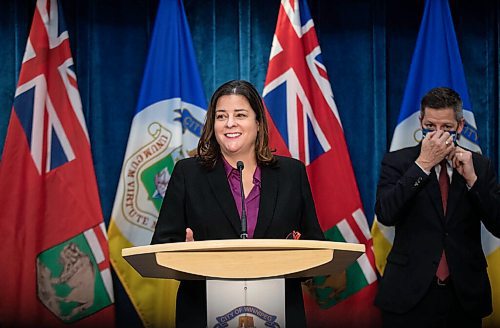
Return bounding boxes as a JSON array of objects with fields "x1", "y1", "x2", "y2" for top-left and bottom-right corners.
[{"x1": 374, "y1": 87, "x2": 500, "y2": 327}]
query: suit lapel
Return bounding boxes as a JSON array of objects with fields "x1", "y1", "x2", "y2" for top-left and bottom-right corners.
[
  {"x1": 409, "y1": 145, "x2": 445, "y2": 219},
  {"x1": 411, "y1": 145, "x2": 465, "y2": 222},
  {"x1": 206, "y1": 160, "x2": 241, "y2": 235},
  {"x1": 253, "y1": 164, "x2": 279, "y2": 238},
  {"x1": 446, "y1": 170, "x2": 466, "y2": 221}
]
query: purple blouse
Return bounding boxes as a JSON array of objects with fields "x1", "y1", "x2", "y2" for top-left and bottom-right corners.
[{"x1": 222, "y1": 159, "x2": 261, "y2": 238}]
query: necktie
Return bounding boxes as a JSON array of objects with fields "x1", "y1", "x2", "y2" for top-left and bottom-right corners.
[{"x1": 436, "y1": 160, "x2": 450, "y2": 281}]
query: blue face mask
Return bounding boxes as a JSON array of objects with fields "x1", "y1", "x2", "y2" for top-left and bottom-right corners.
[{"x1": 422, "y1": 128, "x2": 458, "y2": 144}]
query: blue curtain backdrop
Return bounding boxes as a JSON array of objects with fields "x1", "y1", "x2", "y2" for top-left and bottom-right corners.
[{"x1": 1, "y1": 0, "x2": 499, "y2": 326}]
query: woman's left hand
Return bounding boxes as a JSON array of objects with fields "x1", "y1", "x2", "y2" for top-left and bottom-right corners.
[{"x1": 185, "y1": 228, "x2": 194, "y2": 242}]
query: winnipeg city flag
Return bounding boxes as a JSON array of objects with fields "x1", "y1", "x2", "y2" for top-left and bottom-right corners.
[
  {"x1": 370, "y1": 0, "x2": 500, "y2": 326},
  {"x1": 107, "y1": 0, "x2": 207, "y2": 327},
  {"x1": 0, "y1": 0, "x2": 115, "y2": 326},
  {"x1": 263, "y1": 0, "x2": 380, "y2": 327}
]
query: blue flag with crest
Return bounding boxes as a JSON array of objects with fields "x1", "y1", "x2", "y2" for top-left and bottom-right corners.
[
  {"x1": 389, "y1": 0, "x2": 479, "y2": 152},
  {"x1": 108, "y1": 0, "x2": 207, "y2": 326}
]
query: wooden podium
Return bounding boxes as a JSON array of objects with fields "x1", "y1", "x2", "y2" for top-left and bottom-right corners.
[{"x1": 122, "y1": 239, "x2": 365, "y2": 327}]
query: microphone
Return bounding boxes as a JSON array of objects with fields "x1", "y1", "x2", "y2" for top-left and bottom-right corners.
[{"x1": 237, "y1": 161, "x2": 248, "y2": 239}]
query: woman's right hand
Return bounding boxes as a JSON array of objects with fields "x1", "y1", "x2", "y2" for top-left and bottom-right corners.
[{"x1": 185, "y1": 228, "x2": 194, "y2": 242}]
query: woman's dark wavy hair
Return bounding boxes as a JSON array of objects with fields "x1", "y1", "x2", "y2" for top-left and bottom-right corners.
[{"x1": 197, "y1": 80, "x2": 275, "y2": 169}]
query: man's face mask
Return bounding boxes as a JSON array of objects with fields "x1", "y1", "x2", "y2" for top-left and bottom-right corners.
[{"x1": 422, "y1": 128, "x2": 458, "y2": 145}]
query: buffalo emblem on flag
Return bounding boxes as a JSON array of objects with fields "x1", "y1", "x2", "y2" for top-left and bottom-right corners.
[{"x1": 36, "y1": 228, "x2": 113, "y2": 323}]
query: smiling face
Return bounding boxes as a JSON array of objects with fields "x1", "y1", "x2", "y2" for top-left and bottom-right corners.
[{"x1": 214, "y1": 94, "x2": 259, "y2": 160}]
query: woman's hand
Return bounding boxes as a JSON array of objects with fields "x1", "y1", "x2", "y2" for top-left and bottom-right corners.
[{"x1": 185, "y1": 228, "x2": 194, "y2": 242}]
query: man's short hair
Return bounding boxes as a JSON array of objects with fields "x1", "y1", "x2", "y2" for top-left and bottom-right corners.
[{"x1": 420, "y1": 87, "x2": 463, "y2": 121}]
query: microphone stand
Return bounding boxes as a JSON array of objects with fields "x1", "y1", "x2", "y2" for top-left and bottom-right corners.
[{"x1": 237, "y1": 161, "x2": 248, "y2": 239}]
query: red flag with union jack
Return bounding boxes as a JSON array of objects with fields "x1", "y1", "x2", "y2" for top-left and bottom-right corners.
[
  {"x1": 0, "y1": 0, "x2": 115, "y2": 326},
  {"x1": 263, "y1": 1, "x2": 381, "y2": 326}
]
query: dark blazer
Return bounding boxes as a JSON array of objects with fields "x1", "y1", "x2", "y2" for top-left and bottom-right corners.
[
  {"x1": 374, "y1": 144, "x2": 500, "y2": 317},
  {"x1": 151, "y1": 155, "x2": 325, "y2": 327}
]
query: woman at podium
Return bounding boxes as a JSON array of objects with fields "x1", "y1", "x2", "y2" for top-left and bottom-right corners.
[{"x1": 152, "y1": 80, "x2": 325, "y2": 327}]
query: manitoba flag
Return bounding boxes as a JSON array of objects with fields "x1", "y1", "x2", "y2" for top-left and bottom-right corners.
[
  {"x1": 0, "y1": 0, "x2": 114, "y2": 326},
  {"x1": 263, "y1": 1, "x2": 380, "y2": 327}
]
